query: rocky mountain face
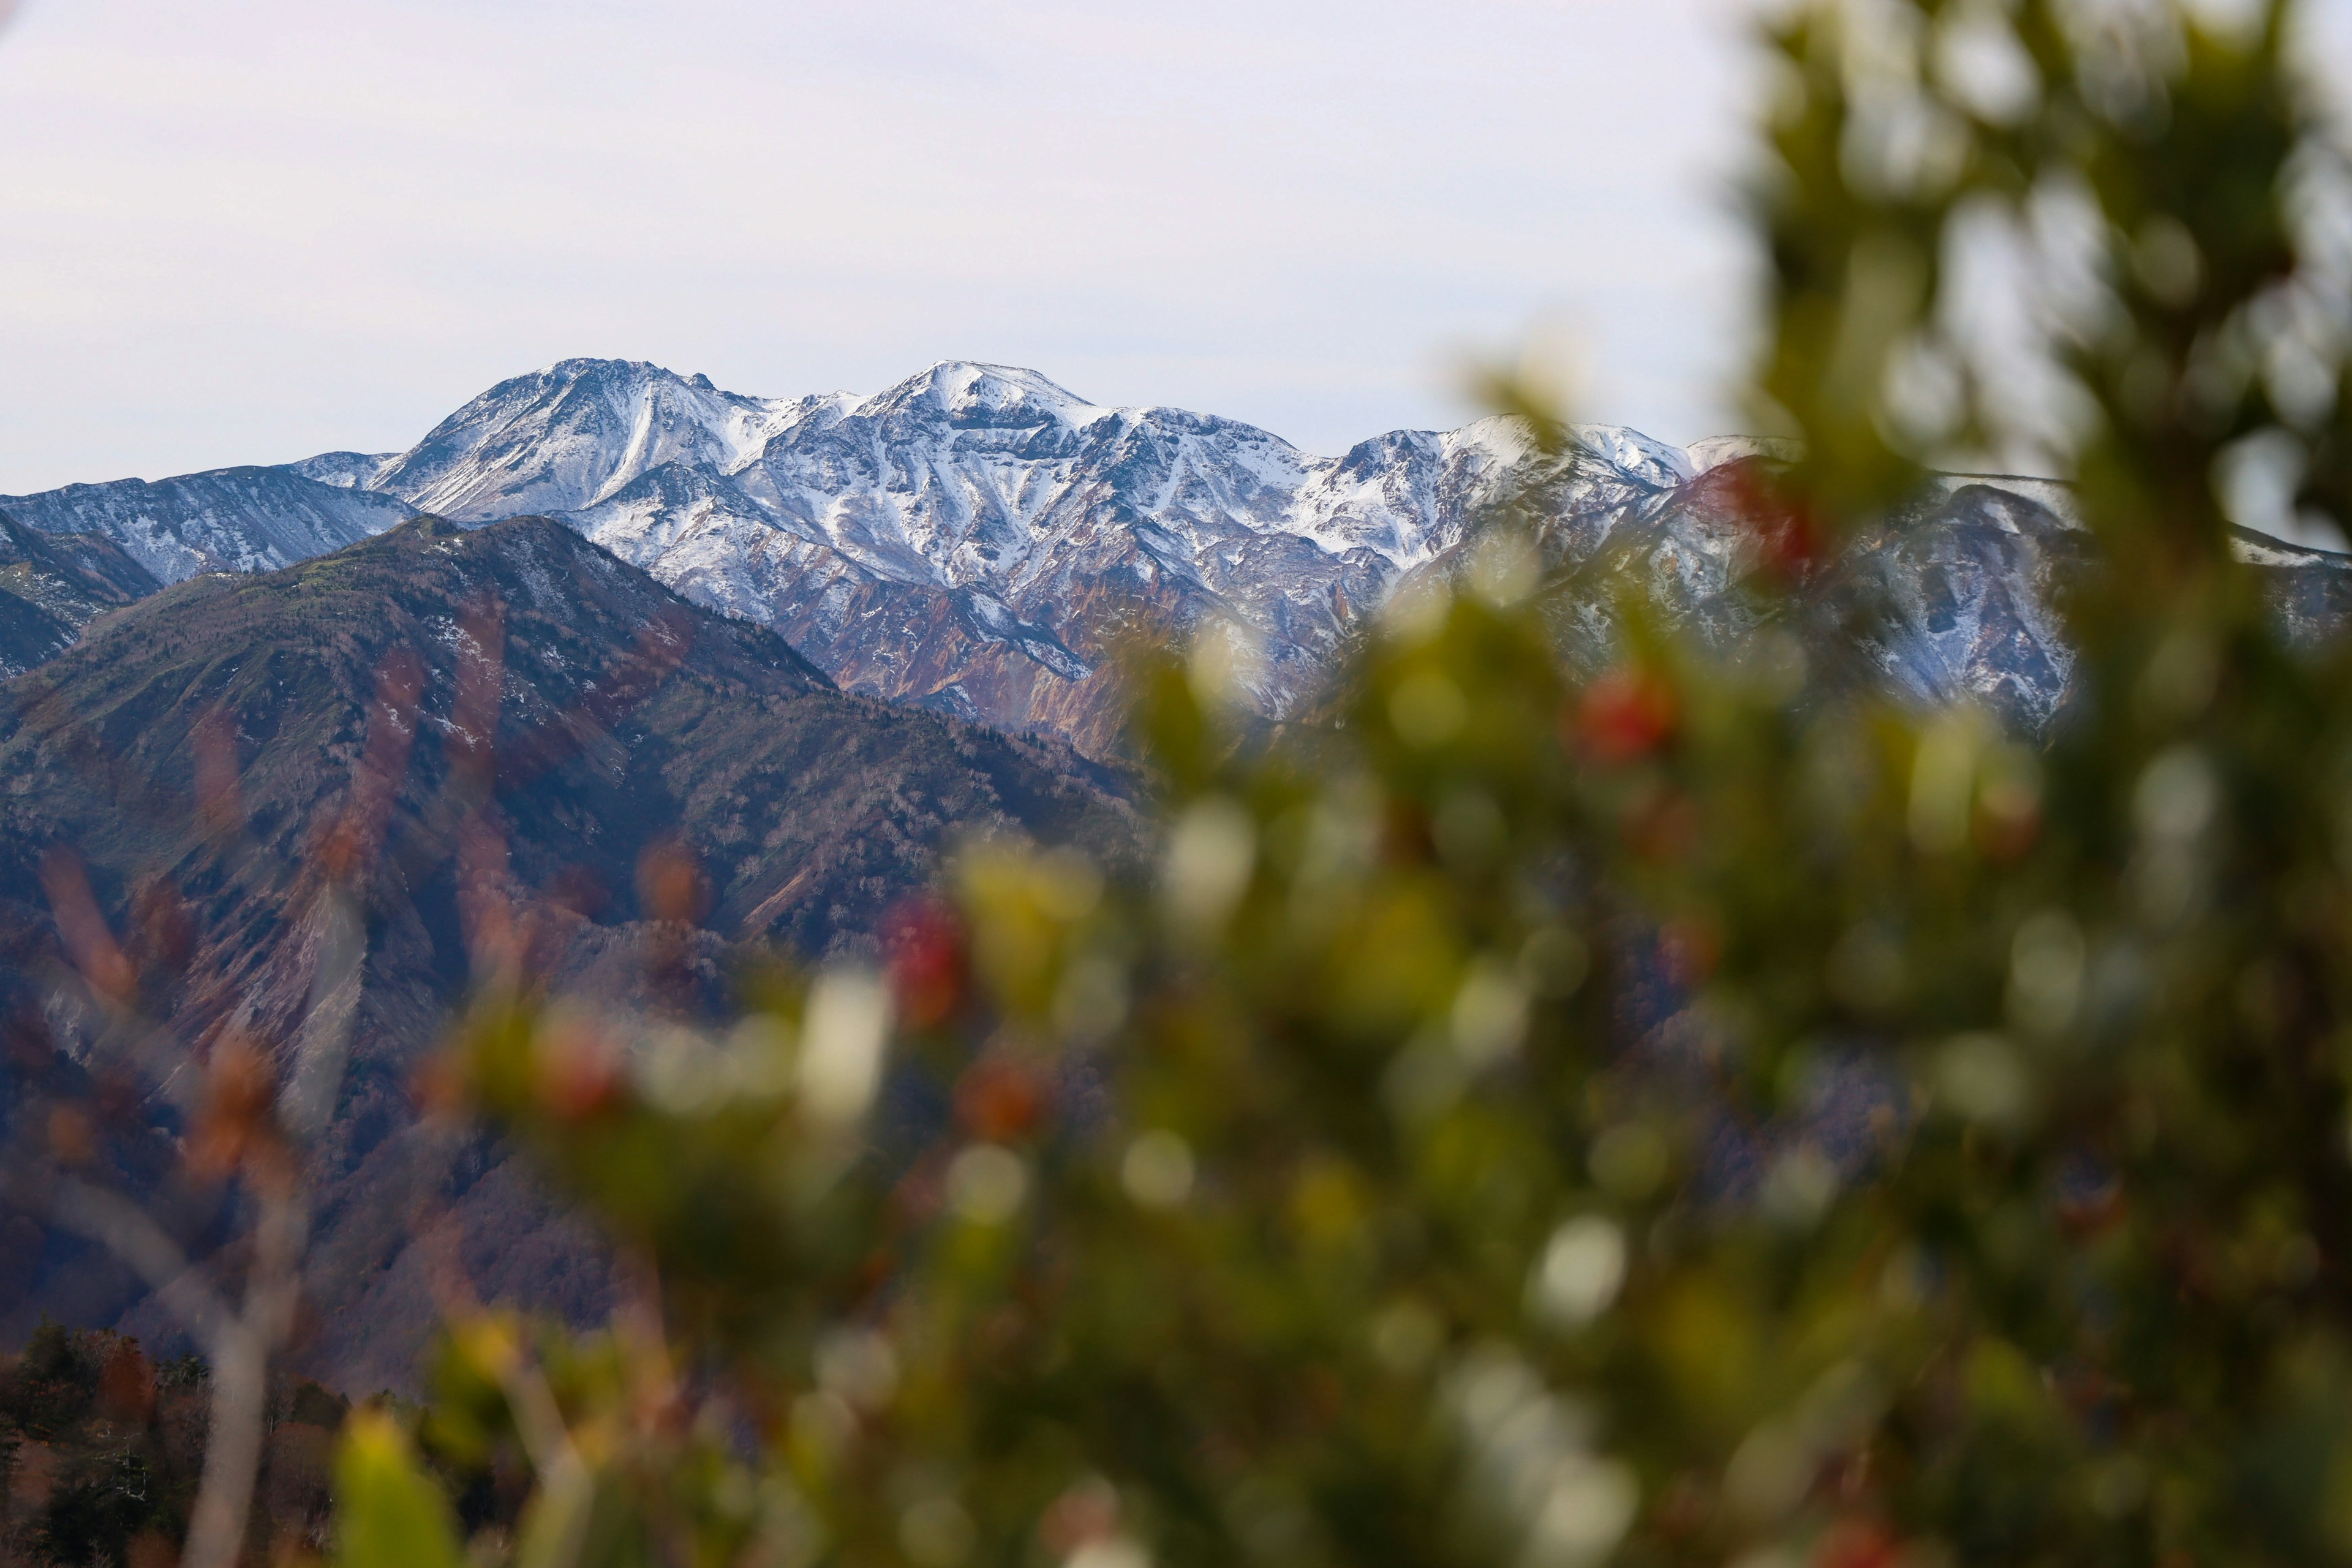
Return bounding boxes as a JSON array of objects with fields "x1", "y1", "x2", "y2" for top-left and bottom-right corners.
[
  {"x1": 8, "y1": 359, "x2": 2348, "y2": 754},
  {"x1": 0, "y1": 515, "x2": 1139, "y2": 1393},
  {"x1": 0, "y1": 511, "x2": 159, "y2": 678}
]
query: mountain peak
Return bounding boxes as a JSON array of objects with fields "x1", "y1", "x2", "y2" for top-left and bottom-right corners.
[
  {"x1": 1570, "y1": 424, "x2": 1697, "y2": 488},
  {"x1": 538, "y1": 355, "x2": 677, "y2": 385},
  {"x1": 862, "y1": 361, "x2": 1109, "y2": 428},
  {"x1": 281, "y1": 450, "x2": 399, "y2": 490},
  {"x1": 371, "y1": 358, "x2": 794, "y2": 522}
]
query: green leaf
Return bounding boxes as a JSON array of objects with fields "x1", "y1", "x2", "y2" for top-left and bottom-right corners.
[{"x1": 335, "y1": 1408, "x2": 467, "y2": 1568}]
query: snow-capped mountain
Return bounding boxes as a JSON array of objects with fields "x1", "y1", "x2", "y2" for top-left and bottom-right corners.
[
  {"x1": 373, "y1": 361, "x2": 801, "y2": 520},
  {"x1": 1406, "y1": 459, "x2": 2094, "y2": 733},
  {"x1": 7, "y1": 356, "x2": 2339, "y2": 748},
  {"x1": 281, "y1": 451, "x2": 399, "y2": 489},
  {"x1": 341, "y1": 359, "x2": 1705, "y2": 748},
  {"x1": 0, "y1": 467, "x2": 410, "y2": 583}
]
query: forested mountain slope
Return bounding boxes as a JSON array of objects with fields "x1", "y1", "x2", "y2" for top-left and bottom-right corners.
[{"x1": 0, "y1": 516, "x2": 1139, "y2": 1392}]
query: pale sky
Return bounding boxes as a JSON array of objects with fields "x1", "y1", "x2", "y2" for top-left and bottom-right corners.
[{"x1": 0, "y1": 1, "x2": 2337, "y2": 494}]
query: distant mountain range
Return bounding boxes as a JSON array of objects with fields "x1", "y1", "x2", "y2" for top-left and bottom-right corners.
[
  {"x1": 7, "y1": 363, "x2": 2352, "y2": 1392},
  {"x1": 18, "y1": 357, "x2": 2296, "y2": 750},
  {"x1": 1, "y1": 360, "x2": 1574, "y2": 750}
]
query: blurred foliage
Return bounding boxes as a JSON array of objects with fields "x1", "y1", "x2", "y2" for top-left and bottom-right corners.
[{"x1": 350, "y1": 2, "x2": 2352, "y2": 1566}]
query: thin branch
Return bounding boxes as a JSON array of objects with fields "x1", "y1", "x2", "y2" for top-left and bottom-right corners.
[
  {"x1": 181, "y1": 1182, "x2": 306, "y2": 1568},
  {"x1": 49, "y1": 1178, "x2": 236, "y2": 1357}
]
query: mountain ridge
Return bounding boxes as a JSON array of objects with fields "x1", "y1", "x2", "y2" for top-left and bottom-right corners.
[
  {"x1": 6, "y1": 358, "x2": 1708, "y2": 750},
  {"x1": 7, "y1": 357, "x2": 2345, "y2": 753}
]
